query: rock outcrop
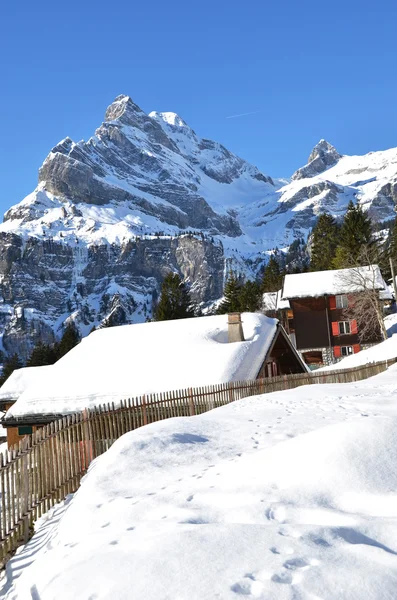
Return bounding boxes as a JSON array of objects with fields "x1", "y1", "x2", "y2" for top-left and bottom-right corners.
[{"x1": 292, "y1": 139, "x2": 342, "y2": 180}]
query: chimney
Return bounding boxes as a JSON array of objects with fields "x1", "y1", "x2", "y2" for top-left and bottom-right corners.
[{"x1": 228, "y1": 313, "x2": 245, "y2": 343}]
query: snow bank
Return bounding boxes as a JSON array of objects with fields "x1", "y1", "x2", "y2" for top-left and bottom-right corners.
[
  {"x1": 5, "y1": 366, "x2": 397, "y2": 599},
  {"x1": 0, "y1": 365, "x2": 54, "y2": 402},
  {"x1": 7, "y1": 313, "x2": 277, "y2": 418},
  {"x1": 385, "y1": 313, "x2": 397, "y2": 337},
  {"x1": 321, "y1": 333, "x2": 397, "y2": 371},
  {"x1": 282, "y1": 265, "x2": 387, "y2": 299}
]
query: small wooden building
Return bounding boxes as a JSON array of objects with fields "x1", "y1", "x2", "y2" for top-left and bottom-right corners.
[
  {"x1": 281, "y1": 265, "x2": 390, "y2": 367},
  {"x1": 0, "y1": 365, "x2": 55, "y2": 448}
]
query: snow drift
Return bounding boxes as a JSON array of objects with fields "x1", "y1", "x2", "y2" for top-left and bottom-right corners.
[{"x1": 4, "y1": 365, "x2": 397, "y2": 599}]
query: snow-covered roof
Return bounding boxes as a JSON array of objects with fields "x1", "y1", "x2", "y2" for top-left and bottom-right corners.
[
  {"x1": 276, "y1": 289, "x2": 290, "y2": 310},
  {"x1": 263, "y1": 290, "x2": 291, "y2": 311},
  {"x1": 262, "y1": 292, "x2": 277, "y2": 311},
  {"x1": 282, "y1": 265, "x2": 386, "y2": 299},
  {"x1": 6, "y1": 313, "x2": 279, "y2": 419},
  {"x1": 0, "y1": 366, "x2": 54, "y2": 403}
]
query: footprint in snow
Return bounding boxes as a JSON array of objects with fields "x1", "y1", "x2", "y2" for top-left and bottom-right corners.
[
  {"x1": 283, "y1": 558, "x2": 310, "y2": 570},
  {"x1": 230, "y1": 573, "x2": 264, "y2": 596},
  {"x1": 271, "y1": 572, "x2": 293, "y2": 584},
  {"x1": 270, "y1": 546, "x2": 294, "y2": 555},
  {"x1": 266, "y1": 505, "x2": 286, "y2": 523}
]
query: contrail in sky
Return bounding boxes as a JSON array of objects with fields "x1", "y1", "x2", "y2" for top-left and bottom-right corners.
[{"x1": 226, "y1": 110, "x2": 262, "y2": 119}]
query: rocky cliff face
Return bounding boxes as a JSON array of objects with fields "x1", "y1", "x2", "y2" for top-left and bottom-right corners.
[
  {"x1": 2, "y1": 94, "x2": 397, "y2": 359},
  {"x1": 0, "y1": 232, "x2": 224, "y2": 359}
]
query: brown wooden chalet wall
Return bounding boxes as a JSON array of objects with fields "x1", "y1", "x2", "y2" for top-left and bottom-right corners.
[
  {"x1": 291, "y1": 293, "x2": 383, "y2": 353},
  {"x1": 290, "y1": 297, "x2": 330, "y2": 349}
]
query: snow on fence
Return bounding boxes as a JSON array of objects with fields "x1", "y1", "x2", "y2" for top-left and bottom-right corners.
[{"x1": 0, "y1": 356, "x2": 395, "y2": 566}]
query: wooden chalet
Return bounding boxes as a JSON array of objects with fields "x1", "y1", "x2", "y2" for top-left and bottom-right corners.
[
  {"x1": 0, "y1": 366, "x2": 54, "y2": 447},
  {"x1": 281, "y1": 265, "x2": 391, "y2": 367}
]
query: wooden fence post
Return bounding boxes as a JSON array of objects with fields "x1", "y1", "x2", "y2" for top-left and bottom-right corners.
[
  {"x1": 142, "y1": 395, "x2": 148, "y2": 426},
  {"x1": 189, "y1": 388, "x2": 195, "y2": 416},
  {"x1": 21, "y1": 440, "x2": 29, "y2": 543}
]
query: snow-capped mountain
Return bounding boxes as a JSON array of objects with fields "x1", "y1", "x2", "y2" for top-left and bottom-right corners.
[{"x1": 1, "y1": 94, "x2": 397, "y2": 358}]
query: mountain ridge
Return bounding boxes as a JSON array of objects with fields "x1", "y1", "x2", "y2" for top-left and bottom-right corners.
[{"x1": 1, "y1": 94, "x2": 397, "y2": 358}]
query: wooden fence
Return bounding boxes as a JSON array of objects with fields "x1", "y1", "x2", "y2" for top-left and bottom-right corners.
[{"x1": 0, "y1": 356, "x2": 395, "y2": 565}]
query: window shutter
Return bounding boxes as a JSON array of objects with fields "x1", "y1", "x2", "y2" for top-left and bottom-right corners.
[
  {"x1": 331, "y1": 322, "x2": 339, "y2": 336},
  {"x1": 329, "y1": 296, "x2": 336, "y2": 310},
  {"x1": 353, "y1": 344, "x2": 361, "y2": 354},
  {"x1": 334, "y1": 346, "x2": 341, "y2": 358},
  {"x1": 351, "y1": 319, "x2": 358, "y2": 334}
]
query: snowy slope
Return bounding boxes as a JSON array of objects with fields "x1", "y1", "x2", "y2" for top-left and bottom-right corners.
[
  {"x1": 3, "y1": 366, "x2": 397, "y2": 599},
  {"x1": 320, "y1": 331, "x2": 397, "y2": 371}
]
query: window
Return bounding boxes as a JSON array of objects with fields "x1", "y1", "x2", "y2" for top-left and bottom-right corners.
[
  {"x1": 338, "y1": 321, "x2": 351, "y2": 335},
  {"x1": 18, "y1": 426, "x2": 33, "y2": 436},
  {"x1": 341, "y1": 346, "x2": 353, "y2": 356},
  {"x1": 336, "y1": 295, "x2": 348, "y2": 309}
]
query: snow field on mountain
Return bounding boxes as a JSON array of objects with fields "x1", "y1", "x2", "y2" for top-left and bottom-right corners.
[{"x1": 3, "y1": 365, "x2": 397, "y2": 599}]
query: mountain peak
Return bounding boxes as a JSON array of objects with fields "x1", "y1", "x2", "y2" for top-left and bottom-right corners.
[
  {"x1": 104, "y1": 95, "x2": 146, "y2": 125},
  {"x1": 292, "y1": 139, "x2": 342, "y2": 181},
  {"x1": 308, "y1": 139, "x2": 341, "y2": 164}
]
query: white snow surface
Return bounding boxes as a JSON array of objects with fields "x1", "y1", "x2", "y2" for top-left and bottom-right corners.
[
  {"x1": 262, "y1": 292, "x2": 277, "y2": 311},
  {"x1": 282, "y1": 265, "x2": 386, "y2": 299},
  {"x1": 263, "y1": 290, "x2": 290, "y2": 312},
  {"x1": 7, "y1": 313, "x2": 278, "y2": 418},
  {"x1": 4, "y1": 365, "x2": 397, "y2": 599},
  {"x1": 385, "y1": 313, "x2": 397, "y2": 337},
  {"x1": 320, "y1": 331, "x2": 397, "y2": 372},
  {"x1": 0, "y1": 366, "x2": 54, "y2": 402}
]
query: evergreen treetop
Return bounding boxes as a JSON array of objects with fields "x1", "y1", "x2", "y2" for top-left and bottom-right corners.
[
  {"x1": 332, "y1": 200, "x2": 373, "y2": 268},
  {"x1": 388, "y1": 216, "x2": 397, "y2": 264},
  {"x1": 262, "y1": 256, "x2": 283, "y2": 292},
  {"x1": 310, "y1": 213, "x2": 339, "y2": 271},
  {"x1": 57, "y1": 323, "x2": 81, "y2": 359},
  {"x1": 217, "y1": 272, "x2": 243, "y2": 314},
  {"x1": 0, "y1": 353, "x2": 22, "y2": 386},
  {"x1": 154, "y1": 272, "x2": 195, "y2": 321},
  {"x1": 27, "y1": 342, "x2": 58, "y2": 367}
]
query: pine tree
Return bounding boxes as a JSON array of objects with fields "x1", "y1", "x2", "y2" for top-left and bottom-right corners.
[
  {"x1": 262, "y1": 256, "x2": 282, "y2": 292},
  {"x1": 388, "y1": 216, "x2": 397, "y2": 264},
  {"x1": 27, "y1": 342, "x2": 58, "y2": 367},
  {"x1": 239, "y1": 280, "x2": 262, "y2": 312},
  {"x1": 154, "y1": 273, "x2": 195, "y2": 321},
  {"x1": 310, "y1": 213, "x2": 339, "y2": 271},
  {"x1": 57, "y1": 323, "x2": 80, "y2": 359},
  {"x1": 217, "y1": 272, "x2": 243, "y2": 314},
  {"x1": 0, "y1": 353, "x2": 22, "y2": 386},
  {"x1": 332, "y1": 201, "x2": 373, "y2": 268}
]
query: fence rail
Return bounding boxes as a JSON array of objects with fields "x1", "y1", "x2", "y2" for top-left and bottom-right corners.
[{"x1": 0, "y1": 356, "x2": 395, "y2": 565}]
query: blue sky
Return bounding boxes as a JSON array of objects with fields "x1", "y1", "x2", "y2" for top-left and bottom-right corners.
[{"x1": 1, "y1": 0, "x2": 397, "y2": 216}]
